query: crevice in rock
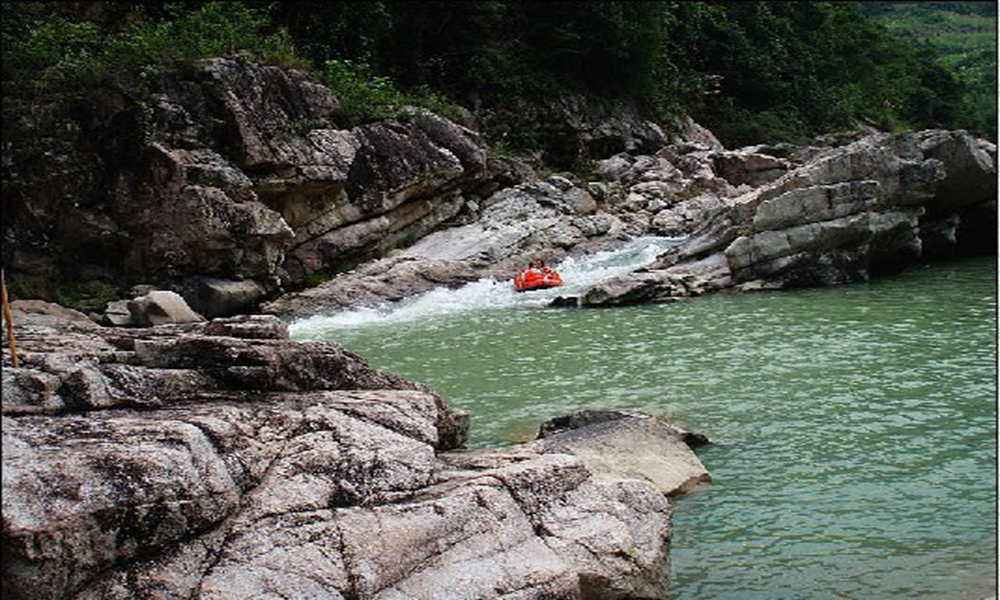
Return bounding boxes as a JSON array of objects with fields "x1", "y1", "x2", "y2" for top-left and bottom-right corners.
[{"x1": 190, "y1": 419, "x2": 299, "y2": 598}]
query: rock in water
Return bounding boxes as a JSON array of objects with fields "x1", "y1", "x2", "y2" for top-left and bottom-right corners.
[
  {"x1": 535, "y1": 409, "x2": 712, "y2": 496},
  {"x1": 582, "y1": 129, "x2": 997, "y2": 307}
]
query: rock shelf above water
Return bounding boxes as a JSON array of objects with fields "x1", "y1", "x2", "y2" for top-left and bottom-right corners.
[{"x1": 2, "y1": 301, "x2": 710, "y2": 600}]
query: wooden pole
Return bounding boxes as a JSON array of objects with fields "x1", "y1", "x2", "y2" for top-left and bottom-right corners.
[{"x1": 2, "y1": 268, "x2": 18, "y2": 368}]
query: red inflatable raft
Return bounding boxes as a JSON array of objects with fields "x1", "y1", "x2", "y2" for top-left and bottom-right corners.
[{"x1": 513, "y1": 267, "x2": 563, "y2": 292}]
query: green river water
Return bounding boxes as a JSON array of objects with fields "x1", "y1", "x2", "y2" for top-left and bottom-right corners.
[{"x1": 292, "y1": 250, "x2": 997, "y2": 599}]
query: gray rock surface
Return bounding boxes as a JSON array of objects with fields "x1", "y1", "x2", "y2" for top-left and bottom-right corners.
[
  {"x1": 7, "y1": 53, "x2": 994, "y2": 321},
  {"x1": 102, "y1": 299, "x2": 133, "y2": 326},
  {"x1": 181, "y1": 277, "x2": 267, "y2": 318},
  {"x1": 533, "y1": 411, "x2": 712, "y2": 497},
  {"x1": 125, "y1": 290, "x2": 205, "y2": 326},
  {"x1": 2, "y1": 304, "x2": 709, "y2": 600},
  {"x1": 582, "y1": 129, "x2": 996, "y2": 306},
  {"x1": 264, "y1": 139, "x2": 738, "y2": 317},
  {"x1": 269, "y1": 126, "x2": 994, "y2": 317}
]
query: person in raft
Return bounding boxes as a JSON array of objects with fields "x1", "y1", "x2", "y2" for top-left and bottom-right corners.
[{"x1": 528, "y1": 258, "x2": 554, "y2": 275}]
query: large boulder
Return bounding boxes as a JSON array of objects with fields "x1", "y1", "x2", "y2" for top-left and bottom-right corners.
[
  {"x1": 534, "y1": 410, "x2": 711, "y2": 496},
  {"x1": 666, "y1": 115, "x2": 725, "y2": 151},
  {"x1": 180, "y1": 277, "x2": 267, "y2": 319},
  {"x1": 7, "y1": 300, "x2": 96, "y2": 327},
  {"x1": 711, "y1": 150, "x2": 791, "y2": 187}
]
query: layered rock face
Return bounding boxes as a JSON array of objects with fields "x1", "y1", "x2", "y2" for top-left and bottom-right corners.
[
  {"x1": 6, "y1": 55, "x2": 994, "y2": 319},
  {"x1": 3, "y1": 57, "x2": 494, "y2": 313},
  {"x1": 263, "y1": 174, "x2": 620, "y2": 315},
  {"x1": 254, "y1": 122, "x2": 995, "y2": 317},
  {"x1": 580, "y1": 129, "x2": 997, "y2": 306},
  {"x1": 2, "y1": 303, "x2": 709, "y2": 600},
  {"x1": 265, "y1": 125, "x2": 995, "y2": 317}
]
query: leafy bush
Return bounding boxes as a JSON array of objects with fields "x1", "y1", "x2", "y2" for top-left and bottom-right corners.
[
  {"x1": 4, "y1": 18, "x2": 104, "y2": 87},
  {"x1": 54, "y1": 280, "x2": 121, "y2": 313},
  {"x1": 320, "y1": 59, "x2": 405, "y2": 125},
  {"x1": 3, "y1": 2, "x2": 306, "y2": 93},
  {"x1": 320, "y1": 58, "x2": 462, "y2": 127}
]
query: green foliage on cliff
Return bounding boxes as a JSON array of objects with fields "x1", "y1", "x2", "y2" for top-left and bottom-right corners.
[
  {"x1": 3, "y1": 1, "x2": 995, "y2": 148},
  {"x1": 319, "y1": 58, "x2": 461, "y2": 127},
  {"x1": 276, "y1": 1, "x2": 686, "y2": 124},
  {"x1": 2, "y1": 2, "x2": 303, "y2": 93},
  {"x1": 270, "y1": 1, "x2": 995, "y2": 145},
  {"x1": 670, "y1": 2, "x2": 975, "y2": 144}
]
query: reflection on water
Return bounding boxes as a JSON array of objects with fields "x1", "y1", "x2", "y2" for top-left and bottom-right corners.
[{"x1": 293, "y1": 255, "x2": 997, "y2": 600}]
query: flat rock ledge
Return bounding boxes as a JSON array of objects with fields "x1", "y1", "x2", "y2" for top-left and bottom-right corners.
[{"x1": 2, "y1": 301, "x2": 710, "y2": 600}]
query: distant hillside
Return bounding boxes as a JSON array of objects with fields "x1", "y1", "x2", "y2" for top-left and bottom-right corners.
[{"x1": 860, "y1": 1, "x2": 997, "y2": 138}]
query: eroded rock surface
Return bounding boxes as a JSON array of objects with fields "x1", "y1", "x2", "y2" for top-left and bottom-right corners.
[
  {"x1": 2, "y1": 303, "x2": 708, "y2": 600},
  {"x1": 268, "y1": 126, "x2": 995, "y2": 317},
  {"x1": 582, "y1": 129, "x2": 996, "y2": 306},
  {"x1": 4, "y1": 57, "x2": 498, "y2": 315}
]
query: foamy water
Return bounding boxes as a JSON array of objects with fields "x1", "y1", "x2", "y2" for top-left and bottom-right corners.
[{"x1": 289, "y1": 236, "x2": 682, "y2": 337}]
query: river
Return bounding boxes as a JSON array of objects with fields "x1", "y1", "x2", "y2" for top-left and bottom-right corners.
[{"x1": 291, "y1": 242, "x2": 997, "y2": 600}]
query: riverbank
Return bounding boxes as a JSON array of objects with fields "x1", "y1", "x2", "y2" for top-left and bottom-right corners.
[
  {"x1": 6, "y1": 56, "x2": 994, "y2": 323},
  {"x1": 1, "y1": 300, "x2": 711, "y2": 600}
]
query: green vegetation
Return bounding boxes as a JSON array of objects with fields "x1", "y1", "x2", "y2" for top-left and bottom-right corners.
[
  {"x1": 319, "y1": 59, "x2": 461, "y2": 127},
  {"x1": 2, "y1": 1, "x2": 995, "y2": 152},
  {"x1": 271, "y1": 1, "x2": 996, "y2": 145},
  {"x1": 859, "y1": 2, "x2": 997, "y2": 139},
  {"x1": 2, "y1": 2, "x2": 304, "y2": 93},
  {"x1": 301, "y1": 271, "x2": 332, "y2": 289},
  {"x1": 54, "y1": 280, "x2": 121, "y2": 313}
]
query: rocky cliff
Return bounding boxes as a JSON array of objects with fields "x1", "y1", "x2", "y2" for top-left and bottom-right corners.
[
  {"x1": 11, "y1": 56, "x2": 982, "y2": 320},
  {"x1": 4, "y1": 56, "x2": 725, "y2": 320},
  {"x1": 3, "y1": 56, "x2": 503, "y2": 316},
  {"x1": 579, "y1": 129, "x2": 997, "y2": 306},
  {"x1": 264, "y1": 122, "x2": 994, "y2": 317}
]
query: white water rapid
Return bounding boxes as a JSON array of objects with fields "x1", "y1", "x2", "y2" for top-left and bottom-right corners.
[{"x1": 289, "y1": 236, "x2": 683, "y2": 337}]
